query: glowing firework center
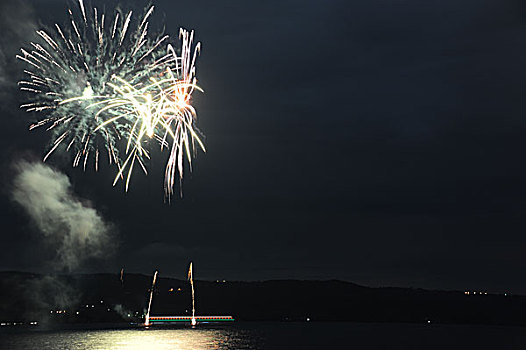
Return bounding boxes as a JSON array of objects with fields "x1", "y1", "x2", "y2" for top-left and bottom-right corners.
[{"x1": 18, "y1": 0, "x2": 204, "y2": 197}]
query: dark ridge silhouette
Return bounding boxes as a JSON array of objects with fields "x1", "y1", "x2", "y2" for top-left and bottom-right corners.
[{"x1": 0, "y1": 271, "x2": 523, "y2": 326}]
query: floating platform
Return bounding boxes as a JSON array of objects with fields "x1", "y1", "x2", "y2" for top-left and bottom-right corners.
[{"x1": 148, "y1": 316, "x2": 235, "y2": 324}]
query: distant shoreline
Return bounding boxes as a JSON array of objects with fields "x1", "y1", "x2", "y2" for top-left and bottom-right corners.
[{"x1": 0, "y1": 271, "x2": 523, "y2": 327}]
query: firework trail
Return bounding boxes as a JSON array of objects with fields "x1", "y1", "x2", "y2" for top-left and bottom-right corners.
[
  {"x1": 18, "y1": 0, "x2": 204, "y2": 197},
  {"x1": 188, "y1": 262, "x2": 196, "y2": 326},
  {"x1": 145, "y1": 269, "x2": 158, "y2": 326}
]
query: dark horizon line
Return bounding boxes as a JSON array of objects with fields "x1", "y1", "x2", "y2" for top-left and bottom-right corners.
[{"x1": 0, "y1": 269, "x2": 517, "y2": 297}]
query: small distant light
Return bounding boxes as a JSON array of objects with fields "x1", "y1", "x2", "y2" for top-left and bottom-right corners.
[
  {"x1": 76, "y1": 311, "x2": 79, "y2": 315},
  {"x1": 216, "y1": 280, "x2": 220, "y2": 283},
  {"x1": 127, "y1": 314, "x2": 131, "y2": 317},
  {"x1": 100, "y1": 300, "x2": 104, "y2": 304},
  {"x1": 427, "y1": 320, "x2": 431, "y2": 324},
  {"x1": 177, "y1": 288, "x2": 182, "y2": 291},
  {"x1": 91, "y1": 305, "x2": 94, "y2": 308},
  {"x1": 223, "y1": 280, "x2": 226, "y2": 283},
  {"x1": 505, "y1": 293, "x2": 508, "y2": 297},
  {"x1": 50, "y1": 311, "x2": 53, "y2": 314},
  {"x1": 306, "y1": 317, "x2": 310, "y2": 322}
]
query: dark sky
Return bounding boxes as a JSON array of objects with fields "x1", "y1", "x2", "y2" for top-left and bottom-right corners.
[{"x1": 2, "y1": 0, "x2": 526, "y2": 293}]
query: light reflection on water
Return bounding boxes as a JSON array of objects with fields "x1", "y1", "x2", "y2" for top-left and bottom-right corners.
[
  {"x1": 3, "y1": 322, "x2": 526, "y2": 349},
  {"x1": 0, "y1": 327, "x2": 260, "y2": 350}
]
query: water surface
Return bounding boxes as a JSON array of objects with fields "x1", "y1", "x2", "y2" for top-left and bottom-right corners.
[{"x1": 1, "y1": 322, "x2": 525, "y2": 349}]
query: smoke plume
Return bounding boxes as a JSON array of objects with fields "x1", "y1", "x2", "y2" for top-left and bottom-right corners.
[
  {"x1": 0, "y1": 0, "x2": 37, "y2": 101},
  {"x1": 11, "y1": 160, "x2": 114, "y2": 271}
]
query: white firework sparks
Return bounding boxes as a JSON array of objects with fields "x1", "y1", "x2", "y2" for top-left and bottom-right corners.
[{"x1": 18, "y1": 0, "x2": 204, "y2": 197}]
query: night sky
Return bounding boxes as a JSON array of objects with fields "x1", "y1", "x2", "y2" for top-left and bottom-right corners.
[{"x1": 2, "y1": 0, "x2": 526, "y2": 293}]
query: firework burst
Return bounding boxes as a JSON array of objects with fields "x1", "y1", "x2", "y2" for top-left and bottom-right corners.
[{"x1": 17, "y1": 0, "x2": 204, "y2": 197}]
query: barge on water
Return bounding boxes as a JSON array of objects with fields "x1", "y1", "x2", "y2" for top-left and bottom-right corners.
[{"x1": 148, "y1": 315, "x2": 235, "y2": 325}]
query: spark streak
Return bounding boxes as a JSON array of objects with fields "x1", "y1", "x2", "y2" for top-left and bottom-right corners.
[{"x1": 145, "y1": 270, "x2": 158, "y2": 326}]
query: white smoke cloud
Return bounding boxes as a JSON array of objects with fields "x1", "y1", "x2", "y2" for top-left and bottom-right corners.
[
  {"x1": 0, "y1": 0, "x2": 38, "y2": 101},
  {"x1": 11, "y1": 160, "x2": 115, "y2": 271}
]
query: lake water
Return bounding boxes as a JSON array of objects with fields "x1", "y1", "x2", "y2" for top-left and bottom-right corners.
[{"x1": 1, "y1": 322, "x2": 526, "y2": 349}]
